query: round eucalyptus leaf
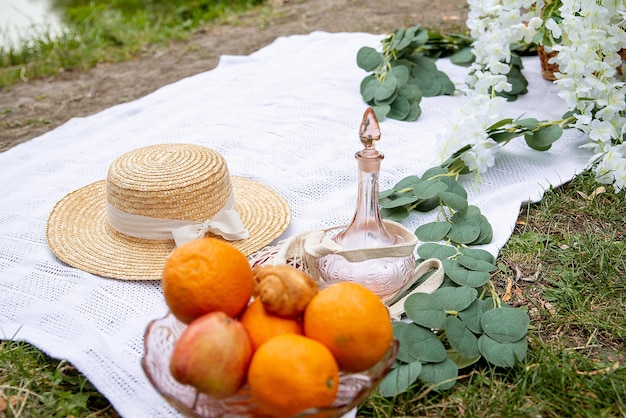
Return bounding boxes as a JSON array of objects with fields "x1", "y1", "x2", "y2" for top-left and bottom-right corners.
[
  {"x1": 377, "y1": 362, "x2": 422, "y2": 397},
  {"x1": 388, "y1": 97, "x2": 412, "y2": 120},
  {"x1": 412, "y1": 26, "x2": 429, "y2": 46},
  {"x1": 418, "y1": 358, "x2": 458, "y2": 391},
  {"x1": 390, "y1": 65, "x2": 410, "y2": 86},
  {"x1": 447, "y1": 219, "x2": 481, "y2": 244},
  {"x1": 481, "y1": 308, "x2": 530, "y2": 343},
  {"x1": 404, "y1": 293, "x2": 446, "y2": 329},
  {"x1": 538, "y1": 124, "x2": 564, "y2": 143},
  {"x1": 389, "y1": 29, "x2": 407, "y2": 50},
  {"x1": 415, "y1": 221, "x2": 451, "y2": 242},
  {"x1": 436, "y1": 176, "x2": 467, "y2": 199},
  {"x1": 374, "y1": 76, "x2": 398, "y2": 102},
  {"x1": 404, "y1": 24, "x2": 420, "y2": 41},
  {"x1": 374, "y1": 89, "x2": 398, "y2": 105},
  {"x1": 490, "y1": 130, "x2": 519, "y2": 144},
  {"x1": 414, "y1": 77, "x2": 441, "y2": 96},
  {"x1": 497, "y1": 91, "x2": 516, "y2": 101},
  {"x1": 393, "y1": 321, "x2": 447, "y2": 363},
  {"x1": 444, "y1": 260, "x2": 491, "y2": 287},
  {"x1": 451, "y1": 210, "x2": 482, "y2": 226},
  {"x1": 381, "y1": 206, "x2": 410, "y2": 221},
  {"x1": 408, "y1": 66, "x2": 435, "y2": 85},
  {"x1": 458, "y1": 299, "x2": 485, "y2": 334},
  {"x1": 394, "y1": 175, "x2": 421, "y2": 190},
  {"x1": 507, "y1": 73, "x2": 528, "y2": 95},
  {"x1": 394, "y1": 35, "x2": 412, "y2": 51},
  {"x1": 433, "y1": 286, "x2": 478, "y2": 312},
  {"x1": 459, "y1": 247, "x2": 495, "y2": 264},
  {"x1": 416, "y1": 243, "x2": 457, "y2": 260},
  {"x1": 450, "y1": 47, "x2": 474, "y2": 66},
  {"x1": 379, "y1": 188, "x2": 395, "y2": 199},
  {"x1": 360, "y1": 75, "x2": 379, "y2": 102},
  {"x1": 523, "y1": 136, "x2": 551, "y2": 151},
  {"x1": 438, "y1": 191, "x2": 468, "y2": 213},
  {"x1": 414, "y1": 196, "x2": 439, "y2": 212},
  {"x1": 456, "y1": 255, "x2": 497, "y2": 272},
  {"x1": 412, "y1": 180, "x2": 448, "y2": 200},
  {"x1": 398, "y1": 84, "x2": 423, "y2": 102},
  {"x1": 435, "y1": 71, "x2": 455, "y2": 95},
  {"x1": 403, "y1": 100, "x2": 422, "y2": 121},
  {"x1": 409, "y1": 54, "x2": 438, "y2": 74},
  {"x1": 441, "y1": 276, "x2": 457, "y2": 288},
  {"x1": 393, "y1": 322, "x2": 418, "y2": 363},
  {"x1": 510, "y1": 53, "x2": 523, "y2": 68},
  {"x1": 524, "y1": 124, "x2": 563, "y2": 151},
  {"x1": 421, "y1": 166, "x2": 447, "y2": 180},
  {"x1": 372, "y1": 104, "x2": 391, "y2": 120},
  {"x1": 381, "y1": 194, "x2": 418, "y2": 209},
  {"x1": 459, "y1": 204, "x2": 481, "y2": 218},
  {"x1": 515, "y1": 118, "x2": 539, "y2": 129},
  {"x1": 472, "y1": 215, "x2": 494, "y2": 245},
  {"x1": 391, "y1": 58, "x2": 414, "y2": 69},
  {"x1": 356, "y1": 46, "x2": 383, "y2": 71},
  {"x1": 444, "y1": 316, "x2": 480, "y2": 359},
  {"x1": 446, "y1": 349, "x2": 481, "y2": 369},
  {"x1": 478, "y1": 335, "x2": 528, "y2": 368}
]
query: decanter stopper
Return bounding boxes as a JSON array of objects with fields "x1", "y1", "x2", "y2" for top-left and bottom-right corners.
[
  {"x1": 317, "y1": 108, "x2": 415, "y2": 300},
  {"x1": 334, "y1": 107, "x2": 395, "y2": 247},
  {"x1": 359, "y1": 106, "x2": 381, "y2": 147}
]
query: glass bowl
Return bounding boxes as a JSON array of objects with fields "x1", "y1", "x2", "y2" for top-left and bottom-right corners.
[{"x1": 142, "y1": 312, "x2": 398, "y2": 418}]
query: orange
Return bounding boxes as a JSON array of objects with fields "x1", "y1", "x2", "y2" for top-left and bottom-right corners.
[
  {"x1": 247, "y1": 334, "x2": 339, "y2": 417},
  {"x1": 239, "y1": 298, "x2": 303, "y2": 351},
  {"x1": 303, "y1": 282, "x2": 393, "y2": 372},
  {"x1": 162, "y1": 237, "x2": 253, "y2": 324}
]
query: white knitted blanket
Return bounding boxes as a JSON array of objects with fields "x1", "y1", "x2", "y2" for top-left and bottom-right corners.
[{"x1": 0, "y1": 31, "x2": 590, "y2": 417}]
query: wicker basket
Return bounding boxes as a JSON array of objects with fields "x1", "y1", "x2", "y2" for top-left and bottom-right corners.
[
  {"x1": 619, "y1": 48, "x2": 626, "y2": 75},
  {"x1": 538, "y1": 44, "x2": 626, "y2": 81},
  {"x1": 537, "y1": 45, "x2": 558, "y2": 81}
]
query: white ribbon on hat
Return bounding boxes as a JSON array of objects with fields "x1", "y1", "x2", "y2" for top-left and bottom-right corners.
[{"x1": 106, "y1": 192, "x2": 249, "y2": 247}]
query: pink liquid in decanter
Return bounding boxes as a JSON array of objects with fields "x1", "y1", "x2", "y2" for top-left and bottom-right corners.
[{"x1": 317, "y1": 108, "x2": 415, "y2": 300}]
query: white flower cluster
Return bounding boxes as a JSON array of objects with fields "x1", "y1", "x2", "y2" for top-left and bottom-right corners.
[
  {"x1": 440, "y1": 95, "x2": 504, "y2": 174},
  {"x1": 466, "y1": 0, "x2": 536, "y2": 90},
  {"x1": 551, "y1": 0, "x2": 626, "y2": 192},
  {"x1": 441, "y1": 0, "x2": 626, "y2": 193},
  {"x1": 442, "y1": 0, "x2": 535, "y2": 174}
]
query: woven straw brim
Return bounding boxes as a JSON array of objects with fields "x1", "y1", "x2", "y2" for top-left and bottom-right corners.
[{"x1": 46, "y1": 176, "x2": 291, "y2": 281}]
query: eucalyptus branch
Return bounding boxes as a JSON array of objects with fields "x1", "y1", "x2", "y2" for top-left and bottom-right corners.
[
  {"x1": 357, "y1": 25, "x2": 475, "y2": 122},
  {"x1": 440, "y1": 114, "x2": 578, "y2": 176}
]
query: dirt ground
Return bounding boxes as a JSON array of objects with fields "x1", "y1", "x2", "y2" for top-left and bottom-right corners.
[{"x1": 0, "y1": 0, "x2": 469, "y2": 152}]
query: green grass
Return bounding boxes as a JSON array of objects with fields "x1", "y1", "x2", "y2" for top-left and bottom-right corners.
[
  {"x1": 0, "y1": 0, "x2": 266, "y2": 87},
  {"x1": 0, "y1": 340, "x2": 115, "y2": 417}
]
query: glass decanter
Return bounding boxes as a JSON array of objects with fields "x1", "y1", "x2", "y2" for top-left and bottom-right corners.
[{"x1": 317, "y1": 107, "x2": 415, "y2": 300}]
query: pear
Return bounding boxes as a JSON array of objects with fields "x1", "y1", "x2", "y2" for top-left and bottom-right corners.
[{"x1": 170, "y1": 311, "x2": 252, "y2": 399}]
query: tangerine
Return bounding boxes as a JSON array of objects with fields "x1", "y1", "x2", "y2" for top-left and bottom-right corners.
[
  {"x1": 247, "y1": 334, "x2": 339, "y2": 417},
  {"x1": 303, "y1": 282, "x2": 393, "y2": 372},
  {"x1": 162, "y1": 238, "x2": 253, "y2": 324},
  {"x1": 239, "y1": 298, "x2": 303, "y2": 351}
]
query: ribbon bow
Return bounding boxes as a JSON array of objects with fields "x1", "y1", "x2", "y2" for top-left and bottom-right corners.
[{"x1": 171, "y1": 208, "x2": 249, "y2": 247}]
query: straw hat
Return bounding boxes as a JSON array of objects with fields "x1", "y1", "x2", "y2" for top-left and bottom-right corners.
[{"x1": 46, "y1": 144, "x2": 291, "y2": 280}]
